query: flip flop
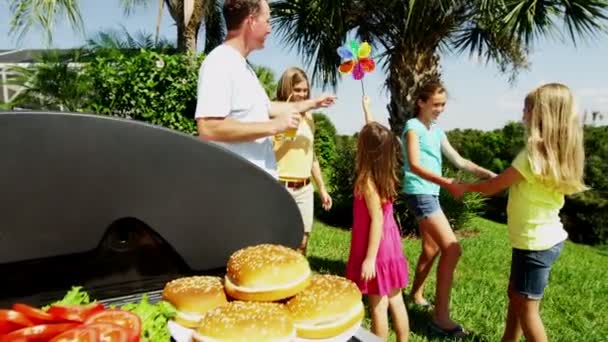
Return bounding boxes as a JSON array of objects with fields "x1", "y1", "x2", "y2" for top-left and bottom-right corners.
[
  {"x1": 405, "y1": 295, "x2": 433, "y2": 309},
  {"x1": 414, "y1": 299, "x2": 432, "y2": 308},
  {"x1": 428, "y1": 321, "x2": 468, "y2": 338}
]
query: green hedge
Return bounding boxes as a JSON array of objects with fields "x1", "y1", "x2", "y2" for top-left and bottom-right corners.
[
  {"x1": 84, "y1": 51, "x2": 204, "y2": 134},
  {"x1": 561, "y1": 191, "x2": 608, "y2": 245},
  {"x1": 315, "y1": 134, "x2": 485, "y2": 234}
]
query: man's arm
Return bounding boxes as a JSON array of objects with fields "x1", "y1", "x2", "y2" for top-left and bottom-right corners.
[
  {"x1": 197, "y1": 117, "x2": 280, "y2": 142},
  {"x1": 197, "y1": 109, "x2": 303, "y2": 142},
  {"x1": 269, "y1": 95, "x2": 336, "y2": 118}
]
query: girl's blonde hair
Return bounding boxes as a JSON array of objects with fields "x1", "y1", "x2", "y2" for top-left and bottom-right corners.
[
  {"x1": 354, "y1": 122, "x2": 401, "y2": 201},
  {"x1": 524, "y1": 83, "x2": 587, "y2": 194},
  {"x1": 276, "y1": 67, "x2": 310, "y2": 102}
]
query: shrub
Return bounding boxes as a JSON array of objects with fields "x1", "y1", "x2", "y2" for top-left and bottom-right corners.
[
  {"x1": 317, "y1": 135, "x2": 487, "y2": 234},
  {"x1": 312, "y1": 113, "x2": 338, "y2": 181},
  {"x1": 561, "y1": 190, "x2": 608, "y2": 245},
  {"x1": 394, "y1": 168, "x2": 487, "y2": 236},
  {"x1": 315, "y1": 135, "x2": 357, "y2": 227},
  {"x1": 84, "y1": 50, "x2": 204, "y2": 134}
]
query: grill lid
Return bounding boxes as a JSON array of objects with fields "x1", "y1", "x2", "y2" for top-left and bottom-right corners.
[{"x1": 0, "y1": 111, "x2": 302, "y2": 307}]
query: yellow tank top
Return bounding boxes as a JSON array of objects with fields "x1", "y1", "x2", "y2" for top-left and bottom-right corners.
[{"x1": 272, "y1": 113, "x2": 315, "y2": 180}]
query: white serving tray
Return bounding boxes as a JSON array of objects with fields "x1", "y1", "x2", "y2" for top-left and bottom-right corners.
[{"x1": 168, "y1": 319, "x2": 381, "y2": 342}]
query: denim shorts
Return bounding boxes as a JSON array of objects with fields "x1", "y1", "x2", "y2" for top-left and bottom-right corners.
[
  {"x1": 405, "y1": 194, "x2": 441, "y2": 221},
  {"x1": 510, "y1": 241, "x2": 564, "y2": 300}
]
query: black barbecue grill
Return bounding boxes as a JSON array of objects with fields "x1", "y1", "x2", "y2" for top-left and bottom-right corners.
[{"x1": 0, "y1": 111, "x2": 380, "y2": 341}]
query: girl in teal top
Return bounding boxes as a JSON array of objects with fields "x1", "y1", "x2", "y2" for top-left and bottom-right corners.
[
  {"x1": 402, "y1": 81, "x2": 495, "y2": 337},
  {"x1": 458, "y1": 83, "x2": 587, "y2": 341}
]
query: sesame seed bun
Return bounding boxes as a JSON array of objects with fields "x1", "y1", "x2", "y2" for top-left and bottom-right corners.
[
  {"x1": 162, "y1": 276, "x2": 228, "y2": 328},
  {"x1": 224, "y1": 244, "x2": 312, "y2": 302},
  {"x1": 193, "y1": 301, "x2": 296, "y2": 342},
  {"x1": 286, "y1": 274, "x2": 365, "y2": 339}
]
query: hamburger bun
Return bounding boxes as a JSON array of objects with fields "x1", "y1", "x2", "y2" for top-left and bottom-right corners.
[
  {"x1": 224, "y1": 244, "x2": 311, "y2": 301},
  {"x1": 193, "y1": 301, "x2": 295, "y2": 342},
  {"x1": 162, "y1": 276, "x2": 228, "y2": 328},
  {"x1": 286, "y1": 274, "x2": 364, "y2": 339}
]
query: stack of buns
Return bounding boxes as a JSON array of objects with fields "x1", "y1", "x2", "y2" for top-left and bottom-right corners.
[{"x1": 162, "y1": 244, "x2": 364, "y2": 342}]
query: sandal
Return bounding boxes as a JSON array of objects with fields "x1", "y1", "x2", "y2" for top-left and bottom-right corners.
[
  {"x1": 413, "y1": 299, "x2": 432, "y2": 308},
  {"x1": 429, "y1": 321, "x2": 469, "y2": 338},
  {"x1": 405, "y1": 295, "x2": 433, "y2": 309}
]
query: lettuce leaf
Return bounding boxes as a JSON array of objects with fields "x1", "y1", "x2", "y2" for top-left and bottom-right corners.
[
  {"x1": 41, "y1": 287, "x2": 176, "y2": 342},
  {"x1": 41, "y1": 286, "x2": 91, "y2": 310},
  {"x1": 121, "y1": 294, "x2": 176, "y2": 342}
]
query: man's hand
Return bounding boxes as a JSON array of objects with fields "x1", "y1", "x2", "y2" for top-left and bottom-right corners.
[
  {"x1": 310, "y1": 94, "x2": 337, "y2": 109},
  {"x1": 272, "y1": 111, "x2": 302, "y2": 133}
]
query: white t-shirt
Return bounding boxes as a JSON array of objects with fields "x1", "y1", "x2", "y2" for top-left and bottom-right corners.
[{"x1": 194, "y1": 44, "x2": 277, "y2": 178}]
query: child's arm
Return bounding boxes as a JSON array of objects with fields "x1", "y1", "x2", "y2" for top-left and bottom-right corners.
[
  {"x1": 441, "y1": 138, "x2": 496, "y2": 179},
  {"x1": 361, "y1": 178, "x2": 383, "y2": 281},
  {"x1": 463, "y1": 167, "x2": 523, "y2": 196},
  {"x1": 362, "y1": 96, "x2": 374, "y2": 124},
  {"x1": 406, "y1": 130, "x2": 454, "y2": 188}
]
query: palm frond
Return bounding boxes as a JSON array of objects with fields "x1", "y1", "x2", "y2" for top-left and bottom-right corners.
[
  {"x1": 5, "y1": 51, "x2": 92, "y2": 111},
  {"x1": 561, "y1": 0, "x2": 608, "y2": 45},
  {"x1": 8, "y1": 0, "x2": 84, "y2": 45},
  {"x1": 85, "y1": 26, "x2": 176, "y2": 52},
  {"x1": 501, "y1": 0, "x2": 562, "y2": 46},
  {"x1": 119, "y1": 0, "x2": 151, "y2": 15},
  {"x1": 203, "y1": 0, "x2": 225, "y2": 54},
  {"x1": 271, "y1": 0, "x2": 356, "y2": 89}
]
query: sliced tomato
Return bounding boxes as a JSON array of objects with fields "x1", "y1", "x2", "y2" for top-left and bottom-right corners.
[
  {"x1": 0, "y1": 336, "x2": 28, "y2": 342},
  {"x1": 12, "y1": 304, "x2": 56, "y2": 323},
  {"x1": 48, "y1": 303, "x2": 105, "y2": 322},
  {"x1": 0, "y1": 321, "x2": 22, "y2": 335},
  {"x1": 85, "y1": 323, "x2": 130, "y2": 342},
  {"x1": 84, "y1": 310, "x2": 140, "y2": 342},
  {"x1": 49, "y1": 326, "x2": 100, "y2": 342},
  {"x1": 0, "y1": 310, "x2": 33, "y2": 334},
  {"x1": 1, "y1": 323, "x2": 80, "y2": 341}
]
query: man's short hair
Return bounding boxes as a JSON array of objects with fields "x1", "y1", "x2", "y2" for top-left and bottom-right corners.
[{"x1": 223, "y1": 0, "x2": 263, "y2": 31}]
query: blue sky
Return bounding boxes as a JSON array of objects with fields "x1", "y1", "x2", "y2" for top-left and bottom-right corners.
[{"x1": 1, "y1": 1, "x2": 606, "y2": 134}]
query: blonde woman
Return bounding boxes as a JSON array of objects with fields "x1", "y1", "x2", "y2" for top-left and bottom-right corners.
[
  {"x1": 456, "y1": 83, "x2": 587, "y2": 342},
  {"x1": 273, "y1": 67, "x2": 332, "y2": 254}
]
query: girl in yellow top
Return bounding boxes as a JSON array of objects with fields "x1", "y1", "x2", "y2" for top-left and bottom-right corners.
[
  {"x1": 456, "y1": 83, "x2": 587, "y2": 342},
  {"x1": 273, "y1": 67, "x2": 332, "y2": 254}
]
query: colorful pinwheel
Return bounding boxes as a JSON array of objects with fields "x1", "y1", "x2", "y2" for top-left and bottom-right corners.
[{"x1": 337, "y1": 40, "x2": 376, "y2": 81}]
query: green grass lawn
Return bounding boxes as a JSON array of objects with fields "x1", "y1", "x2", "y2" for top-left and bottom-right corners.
[{"x1": 307, "y1": 217, "x2": 608, "y2": 341}]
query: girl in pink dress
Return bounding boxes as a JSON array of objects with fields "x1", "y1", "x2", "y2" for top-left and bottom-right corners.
[{"x1": 346, "y1": 95, "x2": 410, "y2": 341}]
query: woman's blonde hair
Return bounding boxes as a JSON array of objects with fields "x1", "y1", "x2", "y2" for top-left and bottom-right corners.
[
  {"x1": 524, "y1": 83, "x2": 587, "y2": 194},
  {"x1": 276, "y1": 67, "x2": 310, "y2": 102}
]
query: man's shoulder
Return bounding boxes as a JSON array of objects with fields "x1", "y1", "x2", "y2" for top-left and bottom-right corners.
[{"x1": 201, "y1": 44, "x2": 239, "y2": 68}]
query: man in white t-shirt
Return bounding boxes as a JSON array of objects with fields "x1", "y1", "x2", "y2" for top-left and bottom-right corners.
[{"x1": 195, "y1": 0, "x2": 335, "y2": 178}]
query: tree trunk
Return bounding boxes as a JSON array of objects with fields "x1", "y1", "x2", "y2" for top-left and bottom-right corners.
[
  {"x1": 386, "y1": 49, "x2": 442, "y2": 137},
  {"x1": 168, "y1": 0, "x2": 205, "y2": 53}
]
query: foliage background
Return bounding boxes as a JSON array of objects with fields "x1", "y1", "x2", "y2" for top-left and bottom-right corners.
[{"x1": 4, "y1": 49, "x2": 607, "y2": 245}]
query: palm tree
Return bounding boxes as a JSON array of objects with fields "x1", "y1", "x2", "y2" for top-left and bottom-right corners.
[
  {"x1": 7, "y1": 0, "x2": 225, "y2": 53},
  {"x1": 271, "y1": 0, "x2": 608, "y2": 135},
  {"x1": 85, "y1": 26, "x2": 177, "y2": 53}
]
